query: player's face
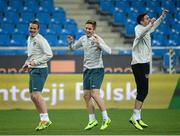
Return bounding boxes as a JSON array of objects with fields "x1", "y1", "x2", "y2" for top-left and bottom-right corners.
[
  {"x1": 29, "y1": 23, "x2": 39, "y2": 37},
  {"x1": 85, "y1": 24, "x2": 95, "y2": 37},
  {"x1": 142, "y1": 15, "x2": 150, "y2": 26}
]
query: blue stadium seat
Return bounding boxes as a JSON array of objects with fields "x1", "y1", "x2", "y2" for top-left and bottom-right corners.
[
  {"x1": 59, "y1": 29, "x2": 70, "y2": 46},
  {"x1": 39, "y1": 24, "x2": 47, "y2": 35},
  {"x1": 8, "y1": 0, "x2": 23, "y2": 12},
  {"x1": 15, "y1": 23, "x2": 28, "y2": 35},
  {"x1": 47, "y1": 23, "x2": 62, "y2": 35},
  {"x1": 51, "y1": 7, "x2": 66, "y2": 25},
  {"x1": 124, "y1": 23, "x2": 135, "y2": 38},
  {"x1": 0, "y1": 0, "x2": 7, "y2": 12},
  {"x1": 19, "y1": 11, "x2": 35, "y2": 23},
  {"x1": 161, "y1": 0, "x2": 175, "y2": 11},
  {"x1": 145, "y1": 0, "x2": 160, "y2": 9},
  {"x1": 171, "y1": 34, "x2": 180, "y2": 46},
  {"x1": 10, "y1": 34, "x2": 27, "y2": 46},
  {"x1": 112, "y1": 8, "x2": 126, "y2": 26},
  {"x1": 44, "y1": 34, "x2": 59, "y2": 46},
  {"x1": 39, "y1": 0, "x2": 54, "y2": 11},
  {"x1": 114, "y1": 0, "x2": 129, "y2": 11},
  {"x1": 124, "y1": 19, "x2": 136, "y2": 37},
  {"x1": 131, "y1": 1, "x2": 145, "y2": 12},
  {"x1": 35, "y1": 12, "x2": 51, "y2": 24},
  {"x1": 0, "y1": 34, "x2": 10, "y2": 46},
  {"x1": 75, "y1": 29, "x2": 85, "y2": 40},
  {"x1": 99, "y1": 0, "x2": 114, "y2": 14},
  {"x1": 24, "y1": 0, "x2": 39, "y2": 12},
  {"x1": 57, "y1": 39, "x2": 68, "y2": 47},
  {"x1": 64, "y1": 19, "x2": 78, "y2": 37},
  {"x1": 3, "y1": 11, "x2": 19, "y2": 23},
  {"x1": 153, "y1": 34, "x2": 169, "y2": 46},
  {"x1": 0, "y1": 23, "x2": 15, "y2": 34}
]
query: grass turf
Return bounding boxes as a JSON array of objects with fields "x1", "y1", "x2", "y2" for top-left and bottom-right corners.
[{"x1": 0, "y1": 109, "x2": 180, "y2": 135}]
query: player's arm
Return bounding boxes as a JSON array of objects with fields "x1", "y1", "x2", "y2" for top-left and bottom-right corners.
[
  {"x1": 93, "y1": 34, "x2": 112, "y2": 54},
  {"x1": 67, "y1": 35, "x2": 82, "y2": 50},
  {"x1": 150, "y1": 9, "x2": 168, "y2": 32},
  {"x1": 136, "y1": 20, "x2": 155, "y2": 39},
  {"x1": 20, "y1": 60, "x2": 30, "y2": 72}
]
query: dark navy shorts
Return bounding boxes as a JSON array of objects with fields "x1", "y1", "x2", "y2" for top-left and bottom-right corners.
[
  {"x1": 29, "y1": 68, "x2": 48, "y2": 93},
  {"x1": 83, "y1": 68, "x2": 104, "y2": 90}
]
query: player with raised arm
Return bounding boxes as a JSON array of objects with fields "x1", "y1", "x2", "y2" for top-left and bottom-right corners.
[
  {"x1": 129, "y1": 9, "x2": 168, "y2": 130},
  {"x1": 67, "y1": 20, "x2": 111, "y2": 130}
]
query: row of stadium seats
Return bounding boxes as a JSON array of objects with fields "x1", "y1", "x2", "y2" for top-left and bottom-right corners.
[
  {"x1": 0, "y1": 0, "x2": 179, "y2": 48},
  {"x1": 0, "y1": 18, "x2": 82, "y2": 36},
  {"x1": 0, "y1": 7, "x2": 66, "y2": 25},
  {"x1": 0, "y1": 0, "x2": 85, "y2": 47},
  {"x1": 0, "y1": 0, "x2": 54, "y2": 12},
  {"x1": 94, "y1": 0, "x2": 180, "y2": 46},
  {"x1": 0, "y1": 28, "x2": 85, "y2": 47}
]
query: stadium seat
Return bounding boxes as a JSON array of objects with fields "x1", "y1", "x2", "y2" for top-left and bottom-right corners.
[
  {"x1": 3, "y1": 11, "x2": 19, "y2": 23},
  {"x1": 112, "y1": 8, "x2": 126, "y2": 26},
  {"x1": 24, "y1": 0, "x2": 39, "y2": 12},
  {"x1": 51, "y1": 7, "x2": 66, "y2": 25},
  {"x1": 39, "y1": 24, "x2": 48, "y2": 36},
  {"x1": 10, "y1": 34, "x2": 27, "y2": 46},
  {"x1": 44, "y1": 34, "x2": 59, "y2": 46},
  {"x1": 0, "y1": 0, "x2": 7, "y2": 12},
  {"x1": 47, "y1": 23, "x2": 62, "y2": 35},
  {"x1": 75, "y1": 29, "x2": 85, "y2": 40},
  {"x1": 39, "y1": 0, "x2": 54, "y2": 12},
  {"x1": 0, "y1": 23, "x2": 15, "y2": 34},
  {"x1": 35, "y1": 12, "x2": 51, "y2": 24},
  {"x1": 114, "y1": 0, "x2": 129, "y2": 12},
  {"x1": 131, "y1": 1, "x2": 145, "y2": 12},
  {"x1": 124, "y1": 19, "x2": 136, "y2": 37},
  {"x1": 64, "y1": 19, "x2": 78, "y2": 37},
  {"x1": 99, "y1": 0, "x2": 114, "y2": 14},
  {"x1": 59, "y1": 29, "x2": 71, "y2": 46},
  {"x1": 0, "y1": 34, "x2": 11, "y2": 46},
  {"x1": 14, "y1": 23, "x2": 28, "y2": 35},
  {"x1": 8, "y1": 0, "x2": 23, "y2": 12},
  {"x1": 19, "y1": 11, "x2": 35, "y2": 23}
]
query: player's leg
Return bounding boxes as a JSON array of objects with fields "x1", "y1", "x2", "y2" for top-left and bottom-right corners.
[
  {"x1": 29, "y1": 68, "x2": 52, "y2": 131},
  {"x1": 90, "y1": 68, "x2": 111, "y2": 130},
  {"x1": 83, "y1": 90, "x2": 98, "y2": 130},
  {"x1": 136, "y1": 63, "x2": 149, "y2": 128},
  {"x1": 130, "y1": 63, "x2": 149, "y2": 130},
  {"x1": 83, "y1": 69, "x2": 98, "y2": 130}
]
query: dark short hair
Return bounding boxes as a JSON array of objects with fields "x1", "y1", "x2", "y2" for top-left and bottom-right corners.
[
  {"x1": 29, "y1": 20, "x2": 40, "y2": 28},
  {"x1": 85, "y1": 20, "x2": 96, "y2": 29},
  {"x1": 137, "y1": 13, "x2": 147, "y2": 24}
]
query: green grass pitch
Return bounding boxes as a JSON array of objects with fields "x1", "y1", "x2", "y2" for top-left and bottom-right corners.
[{"x1": 0, "y1": 109, "x2": 180, "y2": 135}]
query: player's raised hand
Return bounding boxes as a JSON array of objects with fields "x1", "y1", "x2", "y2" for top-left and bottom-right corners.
[
  {"x1": 67, "y1": 35, "x2": 73, "y2": 44},
  {"x1": 162, "y1": 9, "x2": 168, "y2": 17}
]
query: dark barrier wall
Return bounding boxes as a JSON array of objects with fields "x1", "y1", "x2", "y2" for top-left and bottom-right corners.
[{"x1": 0, "y1": 55, "x2": 132, "y2": 74}]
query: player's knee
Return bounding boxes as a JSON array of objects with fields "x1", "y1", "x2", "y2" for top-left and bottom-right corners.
[
  {"x1": 83, "y1": 93, "x2": 91, "y2": 100},
  {"x1": 30, "y1": 93, "x2": 39, "y2": 101},
  {"x1": 137, "y1": 90, "x2": 148, "y2": 102}
]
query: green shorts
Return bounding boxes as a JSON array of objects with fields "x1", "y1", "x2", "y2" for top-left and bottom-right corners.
[
  {"x1": 29, "y1": 68, "x2": 48, "y2": 93},
  {"x1": 83, "y1": 68, "x2": 104, "y2": 90}
]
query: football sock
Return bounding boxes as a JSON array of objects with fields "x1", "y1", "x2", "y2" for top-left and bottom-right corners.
[{"x1": 40, "y1": 113, "x2": 49, "y2": 121}]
